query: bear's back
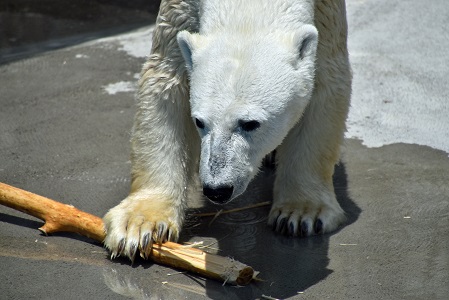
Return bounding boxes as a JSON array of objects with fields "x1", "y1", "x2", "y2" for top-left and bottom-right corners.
[{"x1": 199, "y1": 0, "x2": 315, "y2": 34}]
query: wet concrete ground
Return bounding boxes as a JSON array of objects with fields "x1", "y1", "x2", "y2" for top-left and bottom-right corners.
[{"x1": 1, "y1": 1, "x2": 448, "y2": 299}]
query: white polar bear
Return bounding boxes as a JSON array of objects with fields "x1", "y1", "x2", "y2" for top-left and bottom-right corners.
[{"x1": 104, "y1": 0, "x2": 351, "y2": 261}]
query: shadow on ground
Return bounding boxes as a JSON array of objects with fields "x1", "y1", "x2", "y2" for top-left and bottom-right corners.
[
  {"x1": 100, "y1": 163, "x2": 361, "y2": 299},
  {"x1": 0, "y1": 0, "x2": 161, "y2": 64}
]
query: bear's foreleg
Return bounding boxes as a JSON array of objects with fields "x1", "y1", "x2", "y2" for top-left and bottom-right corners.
[
  {"x1": 103, "y1": 55, "x2": 200, "y2": 261},
  {"x1": 103, "y1": 0, "x2": 199, "y2": 262},
  {"x1": 268, "y1": 57, "x2": 351, "y2": 237},
  {"x1": 268, "y1": 0, "x2": 351, "y2": 238}
]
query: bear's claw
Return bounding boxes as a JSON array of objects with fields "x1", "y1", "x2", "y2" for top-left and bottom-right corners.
[
  {"x1": 268, "y1": 201, "x2": 345, "y2": 237},
  {"x1": 300, "y1": 221, "x2": 309, "y2": 237},
  {"x1": 103, "y1": 195, "x2": 182, "y2": 262},
  {"x1": 270, "y1": 213, "x2": 324, "y2": 237},
  {"x1": 314, "y1": 219, "x2": 323, "y2": 234}
]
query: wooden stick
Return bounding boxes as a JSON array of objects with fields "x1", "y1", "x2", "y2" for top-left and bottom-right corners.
[
  {"x1": 0, "y1": 182, "x2": 257, "y2": 285},
  {"x1": 194, "y1": 201, "x2": 271, "y2": 217}
]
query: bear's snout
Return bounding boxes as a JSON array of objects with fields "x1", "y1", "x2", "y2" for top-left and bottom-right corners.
[{"x1": 203, "y1": 185, "x2": 234, "y2": 204}]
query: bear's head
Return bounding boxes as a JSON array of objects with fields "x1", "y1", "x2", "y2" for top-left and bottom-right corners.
[{"x1": 177, "y1": 25, "x2": 318, "y2": 204}]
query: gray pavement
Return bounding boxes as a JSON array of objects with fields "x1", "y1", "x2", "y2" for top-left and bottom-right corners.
[{"x1": 1, "y1": 1, "x2": 448, "y2": 299}]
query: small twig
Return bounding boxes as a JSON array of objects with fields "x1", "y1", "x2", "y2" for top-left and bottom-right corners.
[
  {"x1": 194, "y1": 201, "x2": 271, "y2": 218},
  {"x1": 167, "y1": 271, "x2": 187, "y2": 276},
  {"x1": 208, "y1": 209, "x2": 223, "y2": 226},
  {"x1": 179, "y1": 241, "x2": 204, "y2": 248},
  {"x1": 199, "y1": 240, "x2": 220, "y2": 251},
  {"x1": 261, "y1": 294, "x2": 281, "y2": 300},
  {"x1": 183, "y1": 233, "x2": 233, "y2": 252}
]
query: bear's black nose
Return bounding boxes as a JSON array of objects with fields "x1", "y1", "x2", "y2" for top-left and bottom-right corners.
[{"x1": 203, "y1": 185, "x2": 234, "y2": 204}]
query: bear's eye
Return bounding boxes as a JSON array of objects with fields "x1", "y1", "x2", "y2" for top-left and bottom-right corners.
[
  {"x1": 195, "y1": 118, "x2": 205, "y2": 129},
  {"x1": 239, "y1": 120, "x2": 260, "y2": 132}
]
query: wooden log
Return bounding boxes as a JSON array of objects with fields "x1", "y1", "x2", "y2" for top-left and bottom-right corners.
[{"x1": 0, "y1": 182, "x2": 257, "y2": 285}]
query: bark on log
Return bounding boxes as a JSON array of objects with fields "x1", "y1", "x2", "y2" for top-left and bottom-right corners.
[{"x1": 0, "y1": 182, "x2": 257, "y2": 285}]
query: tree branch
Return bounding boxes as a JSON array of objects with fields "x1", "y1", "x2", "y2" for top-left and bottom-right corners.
[{"x1": 0, "y1": 182, "x2": 257, "y2": 285}]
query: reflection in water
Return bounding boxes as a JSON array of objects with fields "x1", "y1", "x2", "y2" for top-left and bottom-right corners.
[
  {"x1": 217, "y1": 209, "x2": 267, "y2": 225},
  {"x1": 103, "y1": 267, "x2": 210, "y2": 300},
  {"x1": 225, "y1": 225, "x2": 259, "y2": 255},
  {"x1": 104, "y1": 268, "x2": 149, "y2": 299}
]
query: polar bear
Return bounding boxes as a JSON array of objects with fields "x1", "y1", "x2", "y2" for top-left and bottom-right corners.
[{"x1": 104, "y1": 0, "x2": 351, "y2": 261}]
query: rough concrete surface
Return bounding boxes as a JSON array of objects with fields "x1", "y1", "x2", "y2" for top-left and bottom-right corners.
[{"x1": 1, "y1": 1, "x2": 448, "y2": 299}]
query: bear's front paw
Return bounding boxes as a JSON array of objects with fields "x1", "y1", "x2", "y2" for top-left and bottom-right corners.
[
  {"x1": 267, "y1": 194, "x2": 346, "y2": 237},
  {"x1": 103, "y1": 195, "x2": 183, "y2": 262}
]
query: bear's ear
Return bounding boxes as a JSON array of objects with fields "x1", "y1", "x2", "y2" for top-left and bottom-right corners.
[
  {"x1": 177, "y1": 31, "x2": 200, "y2": 74},
  {"x1": 293, "y1": 24, "x2": 318, "y2": 63}
]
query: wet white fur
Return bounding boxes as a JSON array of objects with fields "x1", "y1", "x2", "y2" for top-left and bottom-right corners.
[{"x1": 104, "y1": 0, "x2": 351, "y2": 260}]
